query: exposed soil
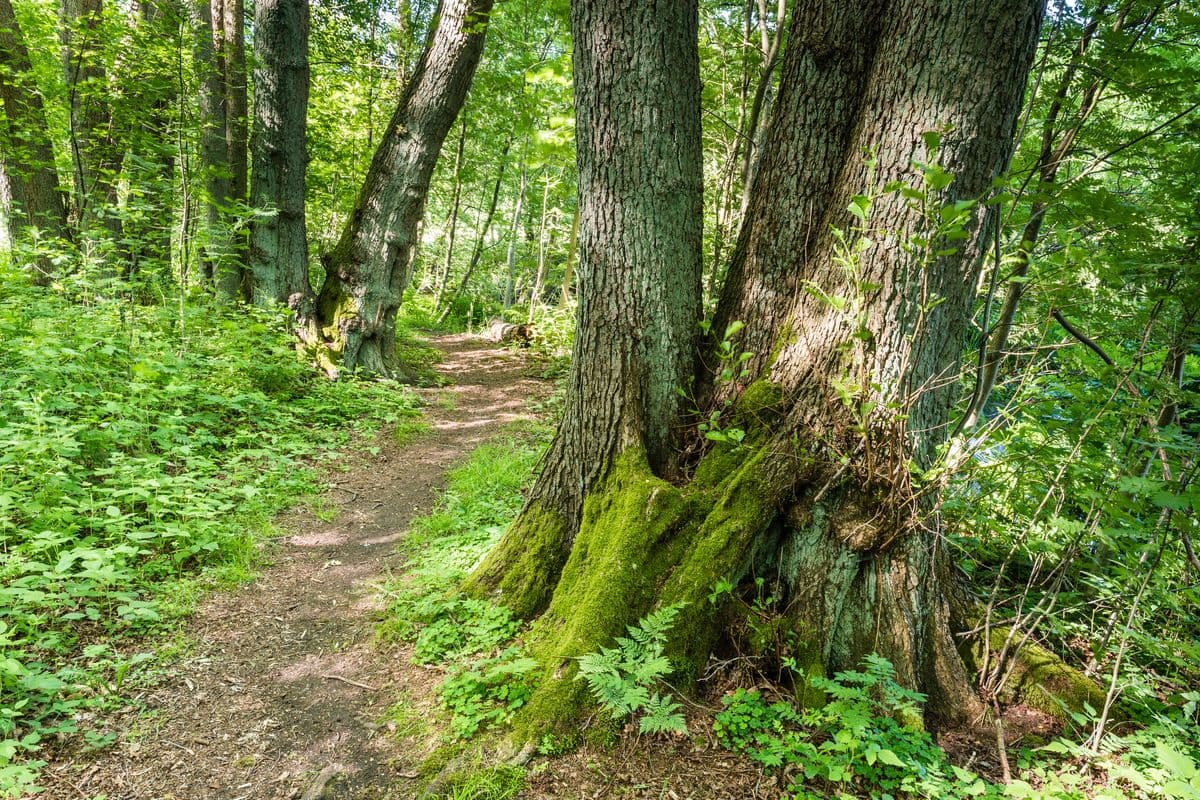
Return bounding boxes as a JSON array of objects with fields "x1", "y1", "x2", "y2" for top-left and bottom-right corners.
[{"x1": 42, "y1": 334, "x2": 551, "y2": 800}]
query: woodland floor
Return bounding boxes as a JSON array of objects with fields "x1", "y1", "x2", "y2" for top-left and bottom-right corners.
[{"x1": 39, "y1": 333, "x2": 1017, "y2": 800}]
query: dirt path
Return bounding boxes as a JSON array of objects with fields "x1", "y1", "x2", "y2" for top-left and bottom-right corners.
[{"x1": 44, "y1": 334, "x2": 550, "y2": 800}]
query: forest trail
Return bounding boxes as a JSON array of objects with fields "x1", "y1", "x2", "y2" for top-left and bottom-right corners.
[{"x1": 43, "y1": 334, "x2": 551, "y2": 800}]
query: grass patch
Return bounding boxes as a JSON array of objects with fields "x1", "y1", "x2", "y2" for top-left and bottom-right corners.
[
  {"x1": 378, "y1": 423, "x2": 551, "y2": 638},
  {"x1": 0, "y1": 280, "x2": 421, "y2": 796},
  {"x1": 442, "y1": 764, "x2": 525, "y2": 800},
  {"x1": 376, "y1": 424, "x2": 550, "y2": 748}
]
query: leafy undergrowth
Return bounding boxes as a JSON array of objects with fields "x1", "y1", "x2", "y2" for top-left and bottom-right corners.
[
  {"x1": 712, "y1": 656, "x2": 1200, "y2": 800},
  {"x1": 0, "y1": 283, "x2": 422, "y2": 796},
  {"x1": 377, "y1": 424, "x2": 550, "y2": 745}
]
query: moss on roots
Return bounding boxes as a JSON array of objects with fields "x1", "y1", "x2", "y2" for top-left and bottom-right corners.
[
  {"x1": 463, "y1": 501, "x2": 570, "y2": 620},
  {"x1": 511, "y1": 448, "x2": 705, "y2": 739},
  {"x1": 966, "y1": 626, "x2": 1111, "y2": 723}
]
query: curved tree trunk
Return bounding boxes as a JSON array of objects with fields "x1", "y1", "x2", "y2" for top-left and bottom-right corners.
[
  {"x1": 315, "y1": 0, "x2": 493, "y2": 375},
  {"x1": 248, "y1": 0, "x2": 311, "y2": 322},
  {"x1": 0, "y1": 0, "x2": 70, "y2": 284},
  {"x1": 471, "y1": 0, "x2": 1045, "y2": 737}
]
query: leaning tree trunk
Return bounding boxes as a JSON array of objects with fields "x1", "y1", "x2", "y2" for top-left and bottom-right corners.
[
  {"x1": 314, "y1": 0, "x2": 493, "y2": 375},
  {"x1": 0, "y1": 0, "x2": 70, "y2": 284},
  {"x1": 466, "y1": 0, "x2": 704, "y2": 626},
  {"x1": 247, "y1": 0, "x2": 311, "y2": 322},
  {"x1": 471, "y1": 0, "x2": 1045, "y2": 738}
]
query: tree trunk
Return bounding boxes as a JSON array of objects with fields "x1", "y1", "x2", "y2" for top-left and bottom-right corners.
[
  {"x1": 960, "y1": 5, "x2": 1135, "y2": 431},
  {"x1": 432, "y1": 113, "x2": 467, "y2": 308},
  {"x1": 467, "y1": 0, "x2": 704, "y2": 617},
  {"x1": 435, "y1": 138, "x2": 511, "y2": 321},
  {"x1": 120, "y1": 0, "x2": 181, "y2": 297},
  {"x1": 0, "y1": 0, "x2": 70, "y2": 283},
  {"x1": 221, "y1": 0, "x2": 247, "y2": 219},
  {"x1": 190, "y1": 0, "x2": 240, "y2": 296},
  {"x1": 471, "y1": 0, "x2": 1044, "y2": 737},
  {"x1": 248, "y1": 0, "x2": 311, "y2": 322},
  {"x1": 528, "y1": 172, "x2": 551, "y2": 323},
  {"x1": 559, "y1": 202, "x2": 576, "y2": 306},
  {"x1": 60, "y1": 0, "x2": 124, "y2": 246},
  {"x1": 315, "y1": 0, "x2": 493, "y2": 375},
  {"x1": 503, "y1": 144, "x2": 528, "y2": 308}
]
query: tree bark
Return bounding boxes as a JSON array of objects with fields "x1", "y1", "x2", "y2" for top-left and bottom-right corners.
[
  {"x1": 0, "y1": 0, "x2": 70, "y2": 283},
  {"x1": 467, "y1": 0, "x2": 704, "y2": 614},
  {"x1": 248, "y1": 0, "x2": 311, "y2": 321},
  {"x1": 190, "y1": 0, "x2": 240, "y2": 296},
  {"x1": 315, "y1": 0, "x2": 494, "y2": 374},
  {"x1": 471, "y1": 0, "x2": 1045, "y2": 736}
]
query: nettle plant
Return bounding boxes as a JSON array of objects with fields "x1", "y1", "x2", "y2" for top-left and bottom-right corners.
[{"x1": 576, "y1": 604, "x2": 688, "y2": 735}]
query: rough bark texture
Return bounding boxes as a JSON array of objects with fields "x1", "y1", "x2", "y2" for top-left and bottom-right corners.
[
  {"x1": 248, "y1": 0, "x2": 311, "y2": 319},
  {"x1": 315, "y1": 0, "x2": 494, "y2": 374},
  {"x1": 718, "y1": 0, "x2": 1045, "y2": 722},
  {"x1": 473, "y1": 0, "x2": 1049, "y2": 738},
  {"x1": 467, "y1": 0, "x2": 704, "y2": 614},
  {"x1": 0, "y1": 0, "x2": 70, "y2": 283}
]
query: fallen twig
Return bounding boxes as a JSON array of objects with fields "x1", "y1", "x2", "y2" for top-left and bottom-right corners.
[{"x1": 320, "y1": 674, "x2": 378, "y2": 691}]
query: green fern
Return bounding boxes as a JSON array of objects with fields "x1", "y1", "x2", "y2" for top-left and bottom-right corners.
[{"x1": 575, "y1": 604, "x2": 688, "y2": 735}]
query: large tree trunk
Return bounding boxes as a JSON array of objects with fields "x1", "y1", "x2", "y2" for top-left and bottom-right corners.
[
  {"x1": 467, "y1": 0, "x2": 704, "y2": 618},
  {"x1": 0, "y1": 0, "x2": 71, "y2": 284},
  {"x1": 248, "y1": 0, "x2": 311, "y2": 320},
  {"x1": 471, "y1": 0, "x2": 1044, "y2": 737},
  {"x1": 314, "y1": 0, "x2": 493, "y2": 375}
]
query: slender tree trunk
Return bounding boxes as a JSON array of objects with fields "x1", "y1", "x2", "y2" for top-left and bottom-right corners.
[
  {"x1": 558, "y1": 202, "x2": 577, "y2": 307},
  {"x1": 503, "y1": 145, "x2": 528, "y2": 308},
  {"x1": 960, "y1": 4, "x2": 1153, "y2": 431},
  {"x1": 471, "y1": 0, "x2": 1045, "y2": 737},
  {"x1": 528, "y1": 172, "x2": 551, "y2": 323},
  {"x1": 0, "y1": 0, "x2": 70, "y2": 283},
  {"x1": 121, "y1": 0, "x2": 182, "y2": 296},
  {"x1": 190, "y1": 0, "x2": 239, "y2": 296},
  {"x1": 436, "y1": 138, "x2": 511, "y2": 321},
  {"x1": 432, "y1": 113, "x2": 467, "y2": 309},
  {"x1": 315, "y1": 0, "x2": 494, "y2": 375},
  {"x1": 60, "y1": 0, "x2": 124, "y2": 246},
  {"x1": 248, "y1": 0, "x2": 311, "y2": 322},
  {"x1": 222, "y1": 0, "x2": 247, "y2": 215}
]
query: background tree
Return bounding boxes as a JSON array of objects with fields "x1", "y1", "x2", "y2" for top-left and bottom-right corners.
[
  {"x1": 247, "y1": 0, "x2": 310, "y2": 319},
  {"x1": 0, "y1": 0, "x2": 69, "y2": 284},
  {"x1": 314, "y1": 0, "x2": 494, "y2": 374}
]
